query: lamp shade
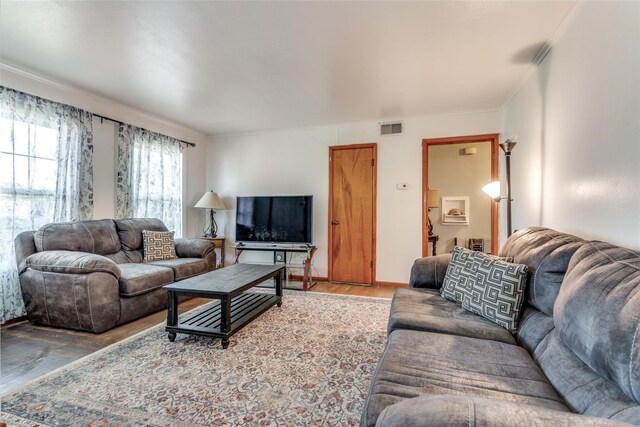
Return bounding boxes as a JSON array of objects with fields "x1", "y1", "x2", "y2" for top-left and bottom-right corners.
[
  {"x1": 427, "y1": 189, "x2": 440, "y2": 208},
  {"x1": 194, "y1": 190, "x2": 226, "y2": 210},
  {"x1": 500, "y1": 139, "x2": 518, "y2": 154},
  {"x1": 482, "y1": 181, "x2": 501, "y2": 199}
]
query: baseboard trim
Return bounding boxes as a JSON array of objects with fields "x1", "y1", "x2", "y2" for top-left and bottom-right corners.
[
  {"x1": 1, "y1": 315, "x2": 28, "y2": 327},
  {"x1": 289, "y1": 274, "x2": 328, "y2": 282},
  {"x1": 375, "y1": 281, "x2": 409, "y2": 288}
]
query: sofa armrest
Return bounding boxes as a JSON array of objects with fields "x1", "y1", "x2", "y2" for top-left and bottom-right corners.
[
  {"x1": 174, "y1": 238, "x2": 216, "y2": 259},
  {"x1": 376, "y1": 395, "x2": 628, "y2": 427},
  {"x1": 15, "y1": 230, "x2": 37, "y2": 275},
  {"x1": 25, "y1": 250, "x2": 121, "y2": 278},
  {"x1": 409, "y1": 253, "x2": 451, "y2": 289}
]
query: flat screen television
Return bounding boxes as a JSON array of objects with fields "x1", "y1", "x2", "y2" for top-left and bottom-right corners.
[{"x1": 235, "y1": 195, "x2": 313, "y2": 244}]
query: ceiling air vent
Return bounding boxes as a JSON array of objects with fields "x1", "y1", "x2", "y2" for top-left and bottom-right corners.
[{"x1": 380, "y1": 122, "x2": 402, "y2": 135}]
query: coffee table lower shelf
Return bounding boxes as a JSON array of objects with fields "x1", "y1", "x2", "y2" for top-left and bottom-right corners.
[{"x1": 166, "y1": 292, "x2": 280, "y2": 347}]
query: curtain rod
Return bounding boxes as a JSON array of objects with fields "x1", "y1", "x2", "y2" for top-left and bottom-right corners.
[{"x1": 93, "y1": 113, "x2": 197, "y2": 147}]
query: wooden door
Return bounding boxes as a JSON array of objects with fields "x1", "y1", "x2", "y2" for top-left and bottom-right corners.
[{"x1": 329, "y1": 144, "x2": 376, "y2": 285}]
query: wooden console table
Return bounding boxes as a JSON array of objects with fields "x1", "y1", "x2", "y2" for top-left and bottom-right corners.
[{"x1": 232, "y1": 244, "x2": 317, "y2": 291}]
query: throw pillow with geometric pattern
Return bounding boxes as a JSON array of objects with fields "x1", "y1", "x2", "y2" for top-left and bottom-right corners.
[
  {"x1": 441, "y1": 246, "x2": 513, "y2": 304},
  {"x1": 441, "y1": 246, "x2": 476, "y2": 303},
  {"x1": 459, "y1": 255, "x2": 528, "y2": 333},
  {"x1": 142, "y1": 230, "x2": 177, "y2": 262}
]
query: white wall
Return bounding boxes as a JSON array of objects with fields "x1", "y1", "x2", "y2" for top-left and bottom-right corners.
[
  {"x1": 503, "y1": 1, "x2": 640, "y2": 248},
  {"x1": 208, "y1": 110, "x2": 501, "y2": 283},
  {"x1": 0, "y1": 65, "x2": 208, "y2": 237}
]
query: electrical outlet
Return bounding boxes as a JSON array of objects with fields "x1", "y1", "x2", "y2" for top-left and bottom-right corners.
[{"x1": 396, "y1": 183, "x2": 408, "y2": 190}]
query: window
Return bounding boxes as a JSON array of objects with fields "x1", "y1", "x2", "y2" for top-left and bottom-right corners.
[
  {"x1": 0, "y1": 118, "x2": 58, "y2": 232},
  {"x1": 116, "y1": 124, "x2": 184, "y2": 236},
  {"x1": 0, "y1": 86, "x2": 94, "y2": 323}
]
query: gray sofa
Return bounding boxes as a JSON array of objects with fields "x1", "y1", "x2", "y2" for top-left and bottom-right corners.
[
  {"x1": 362, "y1": 227, "x2": 640, "y2": 426},
  {"x1": 14, "y1": 218, "x2": 216, "y2": 333}
]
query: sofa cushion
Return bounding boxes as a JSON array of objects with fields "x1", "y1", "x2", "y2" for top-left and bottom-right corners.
[
  {"x1": 117, "y1": 263, "x2": 174, "y2": 297},
  {"x1": 388, "y1": 288, "x2": 516, "y2": 344},
  {"x1": 123, "y1": 249, "x2": 144, "y2": 264},
  {"x1": 147, "y1": 258, "x2": 209, "y2": 281},
  {"x1": 534, "y1": 330, "x2": 640, "y2": 424},
  {"x1": 114, "y1": 218, "x2": 168, "y2": 251},
  {"x1": 516, "y1": 306, "x2": 556, "y2": 356},
  {"x1": 103, "y1": 251, "x2": 132, "y2": 264},
  {"x1": 142, "y1": 230, "x2": 177, "y2": 262},
  {"x1": 500, "y1": 227, "x2": 583, "y2": 316},
  {"x1": 34, "y1": 219, "x2": 121, "y2": 255},
  {"x1": 375, "y1": 394, "x2": 629, "y2": 427},
  {"x1": 361, "y1": 329, "x2": 568, "y2": 427},
  {"x1": 555, "y1": 241, "x2": 640, "y2": 405},
  {"x1": 459, "y1": 258, "x2": 528, "y2": 333}
]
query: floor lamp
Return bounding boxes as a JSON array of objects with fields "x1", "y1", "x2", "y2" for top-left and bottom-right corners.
[
  {"x1": 482, "y1": 139, "x2": 517, "y2": 237},
  {"x1": 194, "y1": 190, "x2": 226, "y2": 238}
]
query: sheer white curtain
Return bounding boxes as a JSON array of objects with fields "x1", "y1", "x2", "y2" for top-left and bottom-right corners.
[
  {"x1": 0, "y1": 86, "x2": 94, "y2": 323},
  {"x1": 116, "y1": 124, "x2": 184, "y2": 235}
]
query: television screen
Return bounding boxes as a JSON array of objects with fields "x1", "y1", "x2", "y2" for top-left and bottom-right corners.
[{"x1": 235, "y1": 196, "x2": 313, "y2": 244}]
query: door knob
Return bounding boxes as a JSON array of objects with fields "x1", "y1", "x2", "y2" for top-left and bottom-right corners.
[{"x1": 331, "y1": 220, "x2": 339, "y2": 225}]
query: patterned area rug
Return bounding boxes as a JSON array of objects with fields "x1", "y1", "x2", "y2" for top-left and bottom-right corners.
[{"x1": 1, "y1": 292, "x2": 391, "y2": 426}]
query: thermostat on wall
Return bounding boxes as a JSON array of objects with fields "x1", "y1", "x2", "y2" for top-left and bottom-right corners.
[{"x1": 396, "y1": 183, "x2": 408, "y2": 190}]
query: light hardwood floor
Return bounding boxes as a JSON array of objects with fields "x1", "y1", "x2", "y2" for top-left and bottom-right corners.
[{"x1": 0, "y1": 283, "x2": 396, "y2": 394}]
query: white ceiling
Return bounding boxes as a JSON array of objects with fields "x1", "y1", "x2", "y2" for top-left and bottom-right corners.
[{"x1": 1, "y1": 1, "x2": 576, "y2": 135}]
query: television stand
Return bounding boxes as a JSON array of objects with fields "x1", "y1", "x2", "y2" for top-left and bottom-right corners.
[{"x1": 232, "y1": 244, "x2": 317, "y2": 291}]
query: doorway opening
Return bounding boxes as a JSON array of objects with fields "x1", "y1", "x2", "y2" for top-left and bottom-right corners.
[{"x1": 422, "y1": 134, "x2": 499, "y2": 257}]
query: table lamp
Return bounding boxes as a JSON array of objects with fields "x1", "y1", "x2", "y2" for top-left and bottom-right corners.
[{"x1": 194, "y1": 190, "x2": 226, "y2": 238}]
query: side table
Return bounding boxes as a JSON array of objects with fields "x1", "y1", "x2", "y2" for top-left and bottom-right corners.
[
  {"x1": 428, "y1": 235, "x2": 439, "y2": 256},
  {"x1": 199, "y1": 237, "x2": 226, "y2": 268}
]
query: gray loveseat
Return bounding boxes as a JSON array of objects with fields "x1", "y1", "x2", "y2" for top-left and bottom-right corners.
[
  {"x1": 362, "y1": 227, "x2": 640, "y2": 426},
  {"x1": 14, "y1": 218, "x2": 216, "y2": 333}
]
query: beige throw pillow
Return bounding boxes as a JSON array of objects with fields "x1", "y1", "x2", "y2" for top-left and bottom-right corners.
[{"x1": 142, "y1": 230, "x2": 177, "y2": 262}]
